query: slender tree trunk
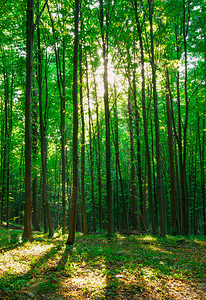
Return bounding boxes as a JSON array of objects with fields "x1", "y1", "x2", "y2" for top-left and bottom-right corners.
[
  {"x1": 24, "y1": 0, "x2": 34, "y2": 240},
  {"x1": 37, "y1": 9, "x2": 53, "y2": 237},
  {"x1": 193, "y1": 131, "x2": 198, "y2": 235},
  {"x1": 61, "y1": 38, "x2": 67, "y2": 235},
  {"x1": 128, "y1": 90, "x2": 137, "y2": 231},
  {"x1": 47, "y1": 4, "x2": 66, "y2": 235},
  {"x1": 148, "y1": 0, "x2": 165, "y2": 236},
  {"x1": 112, "y1": 85, "x2": 128, "y2": 231},
  {"x1": 66, "y1": 0, "x2": 79, "y2": 245},
  {"x1": 182, "y1": 0, "x2": 189, "y2": 235},
  {"x1": 86, "y1": 57, "x2": 96, "y2": 233},
  {"x1": 2, "y1": 59, "x2": 9, "y2": 227},
  {"x1": 202, "y1": 116, "x2": 206, "y2": 234},
  {"x1": 134, "y1": 0, "x2": 156, "y2": 234},
  {"x1": 151, "y1": 118, "x2": 158, "y2": 230},
  {"x1": 198, "y1": 114, "x2": 206, "y2": 234},
  {"x1": 32, "y1": 85, "x2": 41, "y2": 231},
  {"x1": 93, "y1": 77, "x2": 103, "y2": 232},
  {"x1": 166, "y1": 68, "x2": 178, "y2": 235},
  {"x1": 0, "y1": 98, "x2": 4, "y2": 225},
  {"x1": 3, "y1": 62, "x2": 11, "y2": 229},
  {"x1": 99, "y1": 0, "x2": 112, "y2": 236},
  {"x1": 133, "y1": 68, "x2": 144, "y2": 231},
  {"x1": 79, "y1": 21, "x2": 88, "y2": 235}
]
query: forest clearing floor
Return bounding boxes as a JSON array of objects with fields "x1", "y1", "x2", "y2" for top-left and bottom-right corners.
[{"x1": 0, "y1": 228, "x2": 205, "y2": 300}]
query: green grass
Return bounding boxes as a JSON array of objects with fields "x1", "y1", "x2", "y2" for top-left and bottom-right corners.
[{"x1": 0, "y1": 228, "x2": 205, "y2": 299}]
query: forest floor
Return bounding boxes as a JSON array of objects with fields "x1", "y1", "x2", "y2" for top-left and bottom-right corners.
[{"x1": 0, "y1": 228, "x2": 205, "y2": 300}]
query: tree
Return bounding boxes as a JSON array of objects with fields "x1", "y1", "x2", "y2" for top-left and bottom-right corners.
[
  {"x1": 133, "y1": 0, "x2": 156, "y2": 234},
  {"x1": 148, "y1": 0, "x2": 165, "y2": 237},
  {"x1": 24, "y1": 0, "x2": 34, "y2": 241},
  {"x1": 66, "y1": 0, "x2": 79, "y2": 245},
  {"x1": 99, "y1": 0, "x2": 113, "y2": 237}
]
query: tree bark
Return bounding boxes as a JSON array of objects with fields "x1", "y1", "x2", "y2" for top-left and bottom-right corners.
[
  {"x1": 148, "y1": 0, "x2": 165, "y2": 236},
  {"x1": 93, "y1": 77, "x2": 103, "y2": 232},
  {"x1": 86, "y1": 57, "x2": 96, "y2": 233},
  {"x1": 112, "y1": 85, "x2": 128, "y2": 231},
  {"x1": 128, "y1": 90, "x2": 137, "y2": 231},
  {"x1": 32, "y1": 84, "x2": 41, "y2": 231},
  {"x1": 166, "y1": 68, "x2": 178, "y2": 235},
  {"x1": 66, "y1": 0, "x2": 79, "y2": 245},
  {"x1": 132, "y1": 68, "x2": 144, "y2": 232},
  {"x1": 79, "y1": 20, "x2": 88, "y2": 235},
  {"x1": 37, "y1": 8, "x2": 53, "y2": 237},
  {"x1": 99, "y1": 0, "x2": 113, "y2": 236},
  {"x1": 134, "y1": 0, "x2": 156, "y2": 234},
  {"x1": 47, "y1": 4, "x2": 66, "y2": 235},
  {"x1": 24, "y1": 0, "x2": 34, "y2": 240}
]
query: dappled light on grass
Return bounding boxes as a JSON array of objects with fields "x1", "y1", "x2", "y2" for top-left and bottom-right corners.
[
  {"x1": 147, "y1": 243, "x2": 173, "y2": 255},
  {"x1": 0, "y1": 229, "x2": 205, "y2": 299},
  {"x1": 0, "y1": 241, "x2": 54, "y2": 275}
]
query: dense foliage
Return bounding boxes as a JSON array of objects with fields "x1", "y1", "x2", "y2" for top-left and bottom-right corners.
[{"x1": 0, "y1": 0, "x2": 205, "y2": 237}]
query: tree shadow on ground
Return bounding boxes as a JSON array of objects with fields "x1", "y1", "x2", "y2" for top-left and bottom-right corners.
[
  {"x1": 0, "y1": 241, "x2": 66, "y2": 299},
  {"x1": 0, "y1": 233, "x2": 205, "y2": 299}
]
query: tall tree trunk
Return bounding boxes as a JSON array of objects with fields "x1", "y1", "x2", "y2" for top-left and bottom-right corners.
[
  {"x1": 134, "y1": 0, "x2": 156, "y2": 234},
  {"x1": 133, "y1": 68, "x2": 144, "y2": 231},
  {"x1": 37, "y1": 7, "x2": 53, "y2": 237},
  {"x1": 198, "y1": 114, "x2": 206, "y2": 234},
  {"x1": 202, "y1": 116, "x2": 206, "y2": 235},
  {"x1": 0, "y1": 97, "x2": 4, "y2": 225},
  {"x1": 93, "y1": 77, "x2": 103, "y2": 232},
  {"x1": 24, "y1": 0, "x2": 34, "y2": 240},
  {"x1": 3, "y1": 61, "x2": 11, "y2": 229},
  {"x1": 99, "y1": 0, "x2": 112, "y2": 236},
  {"x1": 151, "y1": 118, "x2": 158, "y2": 230},
  {"x1": 128, "y1": 89, "x2": 137, "y2": 231},
  {"x1": 112, "y1": 85, "x2": 128, "y2": 231},
  {"x1": 193, "y1": 130, "x2": 198, "y2": 235},
  {"x1": 32, "y1": 85, "x2": 41, "y2": 231},
  {"x1": 148, "y1": 0, "x2": 165, "y2": 236},
  {"x1": 182, "y1": 0, "x2": 189, "y2": 235},
  {"x1": 79, "y1": 19, "x2": 88, "y2": 235},
  {"x1": 1, "y1": 57, "x2": 9, "y2": 227},
  {"x1": 61, "y1": 38, "x2": 67, "y2": 235},
  {"x1": 86, "y1": 57, "x2": 96, "y2": 233},
  {"x1": 166, "y1": 68, "x2": 178, "y2": 235},
  {"x1": 66, "y1": 0, "x2": 79, "y2": 245},
  {"x1": 47, "y1": 4, "x2": 66, "y2": 235}
]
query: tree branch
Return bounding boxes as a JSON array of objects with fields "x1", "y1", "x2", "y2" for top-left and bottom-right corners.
[
  {"x1": 188, "y1": 75, "x2": 206, "y2": 102},
  {"x1": 34, "y1": 0, "x2": 48, "y2": 30}
]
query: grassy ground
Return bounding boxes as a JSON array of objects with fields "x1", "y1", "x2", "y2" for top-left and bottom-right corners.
[{"x1": 0, "y1": 228, "x2": 205, "y2": 299}]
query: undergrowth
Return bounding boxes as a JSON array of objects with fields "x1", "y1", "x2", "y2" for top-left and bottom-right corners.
[{"x1": 0, "y1": 228, "x2": 205, "y2": 299}]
